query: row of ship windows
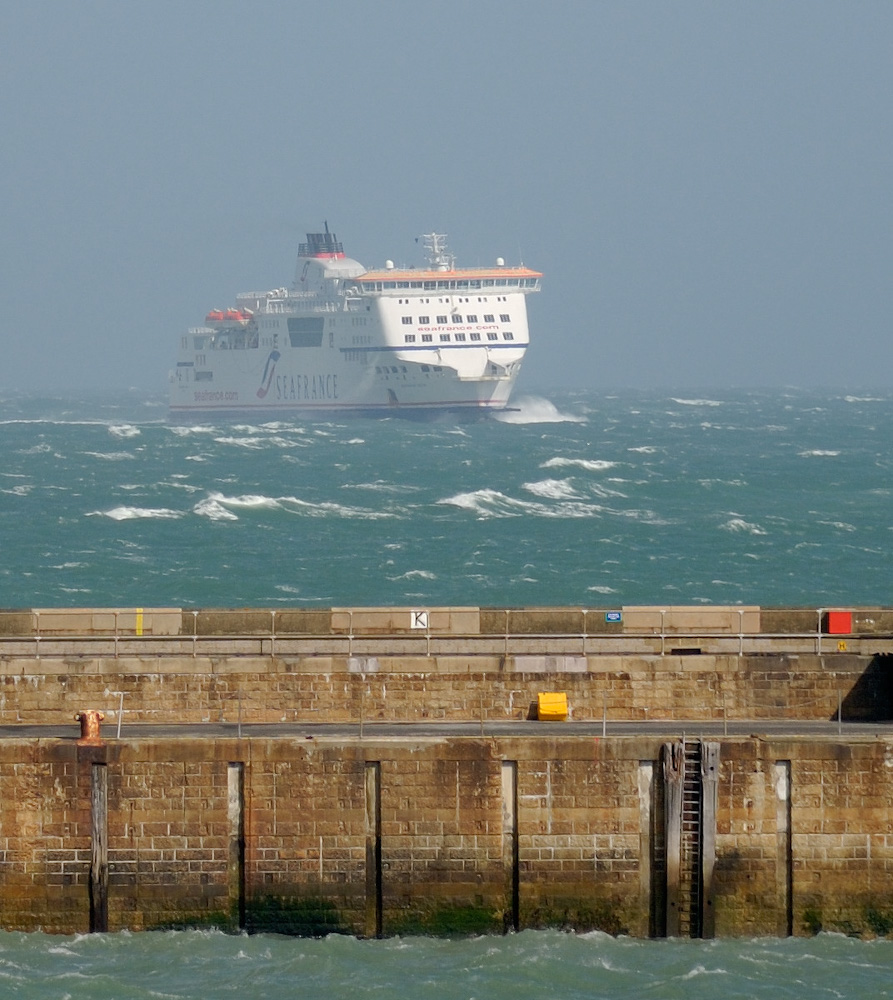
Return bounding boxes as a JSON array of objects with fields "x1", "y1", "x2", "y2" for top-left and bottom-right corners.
[
  {"x1": 366, "y1": 278, "x2": 537, "y2": 290},
  {"x1": 377, "y1": 365, "x2": 444, "y2": 374},
  {"x1": 401, "y1": 314, "x2": 510, "y2": 325},
  {"x1": 395, "y1": 296, "x2": 509, "y2": 305},
  {"x1": 405, "y1": 332, "x2": 514, "y2": 343}
]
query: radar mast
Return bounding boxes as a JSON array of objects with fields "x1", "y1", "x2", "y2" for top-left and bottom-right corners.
[{"x1": 418, "y1": 232, "x2": 455, "y2": 271}]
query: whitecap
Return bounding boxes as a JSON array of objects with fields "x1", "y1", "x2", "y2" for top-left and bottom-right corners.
[
  {"x1": 168, "y1": 424, "x2": 217, "y2": 436},
  {"x1": 82, "y1": 451, "x2": 135, "y2": 461},
  {"x1": 523, "y1": 478, "x2": 581, "y2": 500},
  {"x1": 670, "y1": 397, "x2": 723, "y2": 406},
  {"x1": 193, "y1": 497, "x2": 239, "y2": 521},
  {"x1": 493, "y1": 395, "x2": 586, "y2": 423},
  {"x1": 587, "y1": 585, "x2": 618, "y2": 594},
  {"x1": 720, "y1": 517, "x2": 767, "y2": 535},
  {"x1": 94, "y1": 506, "x2": 183, "y2": 520},
  {"x1": 541, "y1": 457, "x2": 617, "y2": 472},
  {"x1": 627, "y1": 445, "x2": 658, "y2": 454},
  {"x1": 438, "y1": 488, "x2": 606, "y2": 519},
  {"x1": 799, "y1": 449, "x2": 840, "y2": 457},
  {"x1": 208, "y1": 492, "x2": 282, "y2": 510},
  {"x1": 108, "y1": 423, "x2": 140, "y2": 438},
  {"x1": 392, "y1": 570, "x2": 437, "y2": 580}
]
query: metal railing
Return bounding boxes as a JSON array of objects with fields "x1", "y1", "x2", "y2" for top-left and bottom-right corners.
[{"x1": 0, "y1": 607, "x2": 890, "y2": 660}]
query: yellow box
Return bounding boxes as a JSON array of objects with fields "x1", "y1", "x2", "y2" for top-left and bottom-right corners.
[{"x1": 537, "y1": 692, "x2": 568, "y2": 721}]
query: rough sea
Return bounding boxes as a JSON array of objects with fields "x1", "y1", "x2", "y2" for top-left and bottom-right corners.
[{"x1": 2, "y1": 384, "x2": 893, "y2": 994}]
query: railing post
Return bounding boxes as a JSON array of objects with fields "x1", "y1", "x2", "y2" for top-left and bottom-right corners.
[
  {"x1": 738, "y1": 608, "x2": 744, "y2": 656},
  {"x1": 270, "y1": 609, "x2": 276, "y2": 658},
  {"x1": 113, "y1": 610, "x2": 119, "y2": 660},
  {"x1": 192, "y1": 610, "x2": 199, "y2": 658},
  {"x1": 816, "y1": 608, "x2": 823, "y2": 655},
  {"x1": 660, "y1": 609, "x2": 666, "y2": 656},
  {"x1": 582, "y1": 608, "x2": 587, "y2": 656},
  {"x1": 35, "y1": 610, "x2": 40, "y2": 660}
]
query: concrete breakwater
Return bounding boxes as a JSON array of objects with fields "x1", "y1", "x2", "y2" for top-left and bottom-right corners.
[{"x1": 1, "y1": 605, "x2": 892, "y2": 938}]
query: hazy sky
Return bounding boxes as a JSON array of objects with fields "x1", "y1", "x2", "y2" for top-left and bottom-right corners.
[{"x1": 2, "y1": 1, "x2": 891, "y2": 394}]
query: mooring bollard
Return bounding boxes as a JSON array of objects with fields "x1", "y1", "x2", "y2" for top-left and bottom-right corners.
[{"x1": 75, "y1": 710, "x2": 105, "y2": 745}]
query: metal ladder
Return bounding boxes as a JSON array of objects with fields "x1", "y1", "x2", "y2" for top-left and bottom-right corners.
[{"x1": 677, "y1": 739, "x2": 704, "y2": 937}]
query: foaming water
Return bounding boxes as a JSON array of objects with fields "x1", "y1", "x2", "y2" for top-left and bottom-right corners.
[
  {"x1": 0, "y1": 929, "x2": 890, "y2": 999},
  {"x1": 1, "y1": 387, "x2": 892, "y2": 607}
]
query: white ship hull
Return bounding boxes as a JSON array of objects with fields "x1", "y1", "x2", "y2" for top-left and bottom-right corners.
[{"x1": 169, "y1": 230, "x2": 541, "y2": 420}]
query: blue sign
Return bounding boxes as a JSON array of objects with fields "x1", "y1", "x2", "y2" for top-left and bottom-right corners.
[{"x1": 605, "y1": 611, "x2": 622, "y2": 623}]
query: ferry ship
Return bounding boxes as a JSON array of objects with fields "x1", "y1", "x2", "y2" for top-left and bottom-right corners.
[{"x1": 169, "y1": 228, "x2": 541, "y2": 419}]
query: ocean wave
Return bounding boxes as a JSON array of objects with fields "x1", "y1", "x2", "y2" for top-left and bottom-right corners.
[
  {"x1": 438, "y1": 488, "x2": 606, "y2": 519},
  {"x1": 93, "y1": 506, "x2": 184, "y2": 521},
  {"x1": 168, "y1": 424, "x2": 218, "y2": 436},
  {"x1": 799, "y1": 449, "x2": 840, "y2": 457},
  {"x1": 213, "y1": 435, "x2": 301, "y2": 449},
  {"x1": 108, "y1": 424, "x2": 140, "y2": 438},
  {"x1": 197, "y1": 491, "x2": 395, "y2": 520},
  {"x1": 670, "y1": 397, "x2": 724, "y2": 406},
  {"x1": 720, "y1": 517, "x2": 767, "y2": 535},
  {"x1": 541, "y1": 457, "x2": 617, "y2": 472},
  {"x1": 493, "y1": 395, "x2": 586, "y2": 424},
  {"x1": 193, "y1": 497, "x2": 239, "y2": 520},
  {"x1": 82, "y1": 451, "x2": 135, "y2": 461},
  {"x1": 522, "y1": 478, "x2": 581, "y2": 500}
]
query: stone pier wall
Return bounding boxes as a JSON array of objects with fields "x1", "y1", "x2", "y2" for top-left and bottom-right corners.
[{"x1": 2, "y1": 734, "x2": 893, "y2": 937}]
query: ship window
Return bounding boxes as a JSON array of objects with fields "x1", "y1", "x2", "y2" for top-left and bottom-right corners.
[
  {"x1": 456, "y1": 280, "x2": 468, "y2": 289},
  {"x1": 439, "y1": 334, "x2": 450, "y2": 342},
  {"x1": 436, "y1": 315, "x2": 447, "y2": 324},
  {"x1": 419, "y1": 315, "x2": 429, "y2": 324},
  {"x1": 452, "y1": 315, "x2": 462, "y2": 323},
  {"x1": 401, "y1": 316, "x2": 412, "y2": 325},
  {"x1": 410, "y1": 281, "x2": 422, "y2": 288},
  {"x1": 433, "y1": 366, "x2": 442, "y2": 372},
  {"x1": 470, "y1": 332, "x2": 481, "y2": 341},
  {"x1": 500, "y1": 313, "x2": 510, "y2": 322},
  {"x1": 503, "y1": 331, "x2": 514, "y2": 340},
  {"x1": 424, "y1": 281, "x2": 435, "y2": 290},
  {"x1": 421, "y1": 365, "x2": 429, "y2": 372},
  {"x1": 421, "y1": 333, "x2": 432, "y2": 342},
  {"x1": 455, "y1": 333, "x2": 466, "y2": 341},
  {"x1": 483, "y1": 279, "x2": 494, "y2": 287},
  {"x1": 404, "y1": 334, "x2": 416, "y2": 343},
  {"x1": 470, "y1": 280, "x2": 481, "y2": 289},
  {"x1": 466, "y1": 314, "x2": 477, "y2": 323},
  {"x1": 484, "y1": 314, "x2": 494, "y2": 322},
  {"x1": 397, "y1": 282, "x2": 409, "y2": 289},
  {"x1": 194, "y1": 370, "x2": 213, "y2": 382},
  {"x1": 487, "y1": 332, "x2": 498, "y2": 341},
  {"x1": 391, "y1": 366, "x2": 398, "y2": 373},
  {"x1": 287, "y1": 317, "x2": 324, "y2": 347}
]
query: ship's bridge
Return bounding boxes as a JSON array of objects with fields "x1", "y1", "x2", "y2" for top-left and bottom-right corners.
[{"x1": 354, "y1": 266, "x2": 542, "y2": 294}]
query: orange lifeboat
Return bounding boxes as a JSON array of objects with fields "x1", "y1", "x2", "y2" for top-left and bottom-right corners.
[{"x1": 205, "y1": 309, "x2": 225, "y2": 324}]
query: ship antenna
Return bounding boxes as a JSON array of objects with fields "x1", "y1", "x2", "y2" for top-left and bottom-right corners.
[{"x1": 418, "y1": 232, "x2": 455, "y2": 272}]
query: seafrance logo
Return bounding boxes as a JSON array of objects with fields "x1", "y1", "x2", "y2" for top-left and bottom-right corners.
[{"x1": 256, "y1": 350, "x2": 281, "y2": 398}]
